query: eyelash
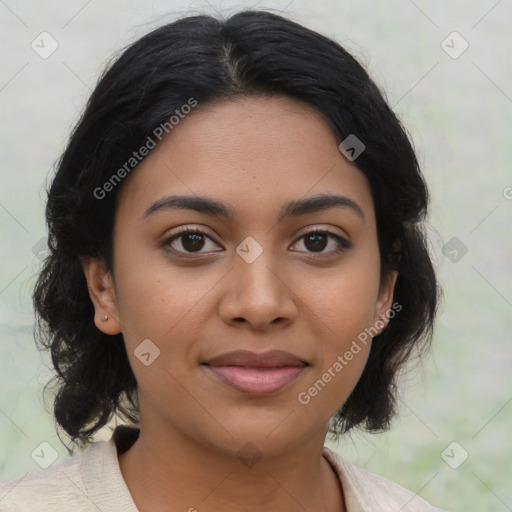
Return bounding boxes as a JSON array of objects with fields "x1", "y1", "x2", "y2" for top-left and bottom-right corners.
[{"x1": 162, "y1": 227, "x2": 351, "y2": 258}]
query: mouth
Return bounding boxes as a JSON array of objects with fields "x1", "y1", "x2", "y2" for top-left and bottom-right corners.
[{"x1": 201, "y1": 349, "x2": 309, "y2": 395}]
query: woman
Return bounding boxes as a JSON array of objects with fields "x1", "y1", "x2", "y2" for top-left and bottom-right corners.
[{"x1": 0, "y1": 9, "x2": 447, "y2": 511}]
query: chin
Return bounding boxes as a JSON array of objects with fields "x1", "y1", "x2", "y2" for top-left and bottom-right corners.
[{"x1": 198, "y1": 408, "x2": 317, "y2": 458}]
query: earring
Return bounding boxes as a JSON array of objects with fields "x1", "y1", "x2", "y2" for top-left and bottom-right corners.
[{"x1": 101, "y1": 315, "x2": 108, "y2": 322}]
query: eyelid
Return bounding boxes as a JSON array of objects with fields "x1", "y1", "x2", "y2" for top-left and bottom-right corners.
[
  {"x1": 164, "y1": 224, "x2": 216, "y2": 239},
  {"x1": 295, "y1": 224, "x2": 351, "y2": 241}
]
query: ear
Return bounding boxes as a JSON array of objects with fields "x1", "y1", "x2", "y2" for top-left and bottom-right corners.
[
  {"x1": 80, "y1": 256, "x2": 122, "y2": 335},
  {"x1": 372, "y1": 269, "x2": 399, "y2": 335}
]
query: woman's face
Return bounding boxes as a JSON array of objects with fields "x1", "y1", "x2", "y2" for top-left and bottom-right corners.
[{"x1": 85, "y1": 95, "x2": 397, "y2": 457}]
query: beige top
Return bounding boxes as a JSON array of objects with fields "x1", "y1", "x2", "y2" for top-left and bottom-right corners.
[{"x1": 0, "y1": 426, "x2": 447, "y2": 511}]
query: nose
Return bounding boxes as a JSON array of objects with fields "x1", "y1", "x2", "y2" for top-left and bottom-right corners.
[{"x1": 218, "y1": 250, "x2": 299, "y2": 332}]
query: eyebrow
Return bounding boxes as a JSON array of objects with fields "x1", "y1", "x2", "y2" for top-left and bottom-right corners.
[{"x1": 142, "y1": 193, "x2": 365, "y2": 223}]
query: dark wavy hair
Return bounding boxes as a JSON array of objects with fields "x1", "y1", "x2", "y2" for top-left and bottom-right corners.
[{"x1": 33, "y1": 9, "x2": 439, "y2": 448}]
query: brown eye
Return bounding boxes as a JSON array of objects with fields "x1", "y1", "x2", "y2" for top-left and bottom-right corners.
[
  {"x1": 180, "y1": 232, "x2": 206, "y2": 252},
  {"x1": 291, "y1": 230, "x2": 351, "y2": 256},
  {"x1": 304, "y1": 232, "x2": 328, "y2": 252},
  {"x1": 163, "y1": 228, "x2": 222, "y2": 255}
]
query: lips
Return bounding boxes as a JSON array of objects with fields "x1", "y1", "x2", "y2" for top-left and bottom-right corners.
[
  {"x1": 204, "y1": 349, "x2": 307, "y2": 368},
  {"x1": 202, "y1": 350, "x2": 308, "y2": 395}
]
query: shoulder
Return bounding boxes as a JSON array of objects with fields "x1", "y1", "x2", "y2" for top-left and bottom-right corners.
[
  {"x1": 322, "y1": 446, "x2": 450, "y2": 512},
  {"x1": 0, "y1": 448, "x2": 89, "y2": 511},
  {"x1": 0, "y1": 437, "x2": 136, "y2": 512}
]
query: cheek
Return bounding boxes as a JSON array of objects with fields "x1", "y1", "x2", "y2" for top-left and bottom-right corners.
[
  {"x1": 296, "y1": 252, "x2": 380, "y2": 407},
  {"x1": 113, "y1": 248, "x2": 218, "y2": 342},
  {"x1": 296, "y1": 291, "x2": 374, "y2": 421},
  {"x1": 304, "y1": 253, "x2": 382, "y2": 336}
]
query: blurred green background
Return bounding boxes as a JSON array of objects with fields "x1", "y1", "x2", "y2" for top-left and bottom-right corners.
[{"x1": 1, "y1": 1, "x2": 511, "y2": 511}]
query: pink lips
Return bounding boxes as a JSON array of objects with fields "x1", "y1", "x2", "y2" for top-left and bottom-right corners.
[{"x1": 203, "y1": 349, "x2": 308, "y2": 395}]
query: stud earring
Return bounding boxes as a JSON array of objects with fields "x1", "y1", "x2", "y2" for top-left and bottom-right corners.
[{"x1": 101, "y1": 315, "x2": 108, "y2": 322}]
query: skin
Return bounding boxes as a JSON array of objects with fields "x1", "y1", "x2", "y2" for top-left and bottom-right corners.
[{"x1": 82, "y1": 95, "x2": 398, "y2": 512}]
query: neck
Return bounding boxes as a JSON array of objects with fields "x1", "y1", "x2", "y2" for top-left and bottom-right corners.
[{"x1": 117, "y1": 421, "x2": 345, "y2": 512}]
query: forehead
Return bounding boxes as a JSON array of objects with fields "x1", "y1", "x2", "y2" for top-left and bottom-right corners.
[{"x1": 115, "y1": 95, "x2": 375, "y2": 227}]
